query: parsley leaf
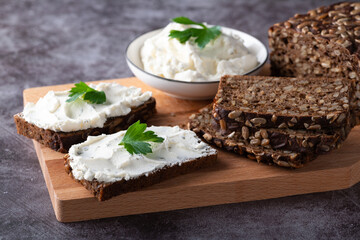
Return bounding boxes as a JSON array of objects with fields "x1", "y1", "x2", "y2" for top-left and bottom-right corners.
[
  {"x1": 66, "y1": 81, "x2": 106, "y2": 104},
  {"x1": 169, "y1": 16, "x2": 221, "y2": 49},
  {"x1": 119, "y1": 121, "x2": 164, "y2": 155}
]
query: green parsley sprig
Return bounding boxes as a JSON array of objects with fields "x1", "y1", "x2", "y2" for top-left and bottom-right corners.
[
  {"x1": 119, "y1": 121, "x2": 164, "y2": 155},
  {"x1": 66, "y1": 81, "x2": 106, "y2": 104},
  {"x1": 169, "y1": 16, "x2": 221, "y2": 49}
]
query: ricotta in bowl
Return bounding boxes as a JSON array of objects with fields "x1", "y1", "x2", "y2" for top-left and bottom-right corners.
[{"x1": 140, "y1": 22, "x2": 258, "y2": 82}]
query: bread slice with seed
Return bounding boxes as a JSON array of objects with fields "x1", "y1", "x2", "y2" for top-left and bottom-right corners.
[
  {"x1": 213, "y1": 75, "x2": 355, "y2": 131},
  {"x1": 14, "y1": 97, "x2": 156, "y2": 153},
  {"x1": 194, "y1": 105, "x2": 349, "y2": 155},
  {"x1": 188, "y1": 105, "x2": 354, "y2": 168},
  {"x1": 268, "y1": 2, "x2": 360, "y2": 122}
]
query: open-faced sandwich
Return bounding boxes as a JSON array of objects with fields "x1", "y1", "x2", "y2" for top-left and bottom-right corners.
[
  {"x1": 14, "y1": 82, "x2": 156, "y2": 152},
  {"x1": 64, "y1": 121, "x2": 217, "y2": 201}
]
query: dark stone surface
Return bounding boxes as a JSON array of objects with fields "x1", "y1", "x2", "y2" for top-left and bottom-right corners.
[{"x1": 1, "y1": 0, "x2": 359, "y2": 239}]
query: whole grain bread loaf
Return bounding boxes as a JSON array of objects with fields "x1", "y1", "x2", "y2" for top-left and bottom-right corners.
[
  {"x1": 268, "y1": 2, "x2": 360, "y2": 121},
  {"x1": 64, "y1": 144, "x2": 217, "y2": 201},
  {"x1": 213, "y1": 75, "x2": 355, "y2": 132},
  {"x1": 189, "y1": 106, "x2": 321, "y2": 168},
  {"x1": 14, "y1": 97, "x2": 156, "y2": 153}
]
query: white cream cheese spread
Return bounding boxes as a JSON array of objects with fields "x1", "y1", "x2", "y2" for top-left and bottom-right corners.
[
  {"x1": 141, "y1": 22, "x2": 258, "y2": 82},
  {"x1": 23, "y1": 82, "x2": 152, "y2": 132},
  {"x1": 68, "y1": 126, "x2": 216, "y2": 183}
]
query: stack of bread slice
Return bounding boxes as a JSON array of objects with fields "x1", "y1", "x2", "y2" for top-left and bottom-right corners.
[{"x1": 188, "y1": 75, "x2": 356, "y2": 168}]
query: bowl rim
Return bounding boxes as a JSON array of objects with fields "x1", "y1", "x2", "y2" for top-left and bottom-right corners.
[{"x1": 125, "y1": 26, "x2": 269, "y2": 85}]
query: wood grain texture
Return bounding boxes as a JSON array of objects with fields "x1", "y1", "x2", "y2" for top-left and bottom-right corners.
[{"x1": 24, "y1": 76, "x2": 360, "y2": 222}]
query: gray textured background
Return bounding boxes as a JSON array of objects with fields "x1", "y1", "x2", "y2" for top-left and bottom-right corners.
[{"x1": 1, "y1": 0, "x2": 360, "y2": 239}]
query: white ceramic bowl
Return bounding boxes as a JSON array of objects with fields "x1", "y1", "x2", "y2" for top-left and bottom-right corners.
[{"x1": 126, "y1": 26, "x2": 268, "y2": 100}]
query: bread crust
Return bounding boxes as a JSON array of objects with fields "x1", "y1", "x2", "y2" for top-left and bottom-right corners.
[
  {"x1": 14, "y1": 97, "x2": 156, "y2": 153},
  {"x1": 64, "y1": 151, "x2": 217, "y2": 201}
]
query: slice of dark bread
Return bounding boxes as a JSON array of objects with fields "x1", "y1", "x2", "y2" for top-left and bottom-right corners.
[
  {"x1": 213, "y1": 75, "x2": 355, "y2": 131},
  {"x1": 268, "y1": 2, "x2": 360, "y2": 122},
  {"x1": 193, "y1": 105, "x2": 348, "y2": 155},
  {"x1": 64, "y1": 146, "x2": 217, "y2": 201},
  {"x1": 188, "y1": 105, "x2": 351, "y2": 168},
  {"x1": 14, "y1": 97, "x2": 156, "y2": 153}
]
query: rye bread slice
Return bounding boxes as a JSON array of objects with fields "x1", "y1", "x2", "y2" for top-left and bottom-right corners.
[
  {"x1": 64, "y1": 143, "x2": 217, "y2": 201},
  {"x1": 193, "y1": 105, "x2": 348, "y2": 155},
  {"x1": 188, "y1": 105, "x2": 345, "y2": 168},
  {"x1": 213, "y1": 75, "x2": 355, "y2": 131},
  {"x1": 14, "y1": 97, "x2": 156, "y2": 153}
]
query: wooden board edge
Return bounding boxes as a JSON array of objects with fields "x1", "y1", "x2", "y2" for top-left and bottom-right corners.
[
  {"x1": 350, "y1": 159, "x2": 360, "y2": 186},
  {"x1": 33, "y1": 140, "x2": 59, "y2": 220}
]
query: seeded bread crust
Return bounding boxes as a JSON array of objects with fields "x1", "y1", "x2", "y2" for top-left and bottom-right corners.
[
  {"x1": 268, "y1": 2, "x2": 360, "y2": 121},
  {"x1": 213, "y1": 75, "x2": 355, "y2": 131},
  {"x1": 14, "y1": 97, "x2": 156, "y2": 153},
  {"x1": 64, "y1": 150, "x2": 217, "y2": 201},
  {"x1": 188, "y1": 105, "x2": 349, "y2": 168}
]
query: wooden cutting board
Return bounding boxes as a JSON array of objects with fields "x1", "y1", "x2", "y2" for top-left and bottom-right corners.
[{"x1": 23, "y1": 77, "x2": 360, "y2": 222}]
